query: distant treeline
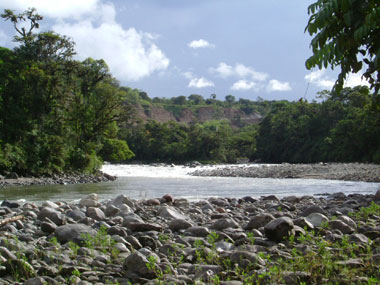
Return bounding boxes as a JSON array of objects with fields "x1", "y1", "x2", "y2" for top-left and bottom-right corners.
[{"x1": 121, "y1": 86, "x2": 380, "y2": 164}]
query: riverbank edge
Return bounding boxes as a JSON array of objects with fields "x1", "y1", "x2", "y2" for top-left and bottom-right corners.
[
  {"x1": 0, "y1": 171, "x2": 117, "y2": 188},
  {"x1": 190, "y1": 162, "x2": 380, "y2": 183},
  {"x1": 1, "y1": 191, "x2": 380, "y2": 284}
]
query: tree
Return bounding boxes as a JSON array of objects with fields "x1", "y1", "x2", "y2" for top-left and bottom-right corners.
[
  {"x1": 305, "y1": 0, "x2": 380, "y2": 94},
  {"x1": 225, "y1": 94, "x2": 236, "y2": 106}
]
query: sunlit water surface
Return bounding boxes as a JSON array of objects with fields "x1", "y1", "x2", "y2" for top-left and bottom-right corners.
[{"x1": 1, "y1": 164, "x2": 379, "y2": 204}]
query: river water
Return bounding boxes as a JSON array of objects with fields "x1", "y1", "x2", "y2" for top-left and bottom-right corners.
[{"x1": 1, "y1": 164, "x2": 379, "y2": 203}]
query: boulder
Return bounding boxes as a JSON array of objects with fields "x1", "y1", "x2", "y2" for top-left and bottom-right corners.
[
  {"x1": 185, "y1": 226, "x2": 210, "y2": 238},
  {"x1": 264, "y1": 217, "x2": 295, "y2": 242},
  {"x1": 123, "y1": 251, "x2": 160, "y2": 278},
  {"x1": 168, "y1": 219, "x2": 193, "y2": 232},
  {"x1": 374, "y1": 188, "x2": 380, "y2": 201},
  {"x1": 66, "y1": 210, "x2": 86, "y2": 221},
  {"x1": 37, "y1": 207, "x2": 65, "y2": 226},
  {"x1": 306, "y1": 213, "x2": 329, "y2": 227},
  {"x1": 41, "y1": 201, "x2": 59, "y2": 209},
  {"x1": 229, "y1": 251, "x2": 265, "y2": 269},
  {"x1": 329, "y1": 220, "x2": 354, "y2": 234},
  {"x1": 211, "y1": 218, "x2": 239, "y2": 231},
  {"x1": 55, "y1": 224, "x2": 96, "y2": 244},
  {"x1": 126, "y1": 222, "x2": 162, "y2": 232},
  {"x1": 158, "y1": 206, "x2": 188, "y2": 220},
  {"x1": 105, "y1": 205, "x2": 120, "y2": 217},
  {"x1": 86, "y1": 207, "x2": 105, "y2": 221},
  {"x1": 109, "y1": 194, "x2": 135, "y2": 208},
  {"x1": 41, "y1": 221, "x2": 57, "y2": 234},
  {"x1": 244, "y1": 213, "x2": 275, "y2": 230},
  {"x1": 79, "y1": 193, "x2": 98, "y2": 207},
  {"x1": 301, "y1": 205, "x2": 326, "y2": 217}
]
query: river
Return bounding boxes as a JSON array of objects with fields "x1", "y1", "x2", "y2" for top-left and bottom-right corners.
[{"x1": 1, "y1": 164, "x2": 379, "y2": 203}]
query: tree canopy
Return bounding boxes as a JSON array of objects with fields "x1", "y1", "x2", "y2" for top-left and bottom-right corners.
[{"x1": 305, "y1": 0, "x2": 380, "y2": 94}]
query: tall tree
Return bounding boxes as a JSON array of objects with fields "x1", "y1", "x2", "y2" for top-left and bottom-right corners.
[{"x1": 305, "y1": 0, "x2": 380, "y2": 94}]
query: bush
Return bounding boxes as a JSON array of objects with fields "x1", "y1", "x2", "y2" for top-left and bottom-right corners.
[{"x1": 100, "y1": 138, "x2": 135, "y2": 163}]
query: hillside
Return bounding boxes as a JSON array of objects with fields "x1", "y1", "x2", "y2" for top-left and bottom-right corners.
[
  {"x1": 123, "y1": 89, "x2": 270, "y2": 127},
  {"x1": 133, "y1": 103, "x2": 262, "y2": 127}
]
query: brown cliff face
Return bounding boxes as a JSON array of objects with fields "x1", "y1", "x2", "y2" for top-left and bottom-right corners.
[{"x1": 133, "y1": 104, "x2": 262, "y2": 127}]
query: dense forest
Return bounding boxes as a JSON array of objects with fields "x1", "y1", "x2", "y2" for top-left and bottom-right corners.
[
  {"x1": 1, "y1": 7, "x2": 379, "y2": 177},
  {"x1": 119, "y1": 86, "x2": 380, "y2": 164}
]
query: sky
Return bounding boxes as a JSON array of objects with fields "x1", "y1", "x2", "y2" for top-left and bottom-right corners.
[{"x1": 0, "y1": 0, "x2": 371, "y2": 102}]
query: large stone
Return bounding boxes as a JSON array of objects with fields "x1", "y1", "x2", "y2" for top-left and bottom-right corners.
[
  {"x1": 55, "y1": 224, "x2": 96, "y2": 244},
  {"x1": 374, "y1": 188, "x2": 380, "y2": 201},
  {"x1": 41, "y1": 221, "x2": 57, "y2": 234},
  {"x1": 244, "y1": 213, "x2": 275, "y2": 230},
  {"x1": 293, "y1": 217, "x2": 314, "y2": 230},
  {"x1": 86, "y1": 207, "x2": 105, "y2": 221},
  {"x1": 123, "y1": 251, "x2": 160, "y2": 278},
  {"x1": 79, "y1": 193, "x2": 99, "y2": 207},
  {"x1": 158, "y1": 206, "x2": 188, "y2": 220},
  {"x1": 211, "y1": 218, "x2": 239, "y2": 231},
  {"x1": 306, "y1": 213, "x2": 329, "y2": 227},
  {"x1": 109, "y1": 194, "x2": 135, "y2": 208},
  {"x1": 37, "y1": 207, "x2": 65, "y2": 226},
  {"x1": 41, "y1": 201, "x2": 59, "y2": 209},
  {"x1": 329, "y1": 220, "x2": 354, "y2": 234},
  {"x1": 337, "y1": 215, "x2": 357, "y2": 229},
  {"x1": 185, "y1": 226, "x2": 210, "y2": 238},
  {"x1": 168, "y1": 219, "x2": 193, "y2": 232},
  {"x1": 126, "y1": 222, "x2": 162, "y2": 232},
  {"x1": 66, "y1": 209, "x2": 86, "y2": 221},
  {"x1": 264, "y1": 217, "x2": 295, "y2": 242},
  {"x1": 229, "y1": 251, "x2": 265, "y2": 269},
  {"x1": 301, "y1": 205, "x2": 326, "y2": 217},
  {"x1": 105, "y1": 205, "x2": 120, "y2": 217}
]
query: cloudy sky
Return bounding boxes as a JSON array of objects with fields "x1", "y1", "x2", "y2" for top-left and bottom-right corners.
[{"x1": 0, "y1": 0, "x2": 370, "y2": 101}]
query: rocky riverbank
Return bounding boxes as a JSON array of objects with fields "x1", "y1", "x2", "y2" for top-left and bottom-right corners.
[
  {"x1": 0, "y1": 191, "x2": 380, "y2": 284},
  {"x1": 191, "y1": 163, "x2": 380, "y2": 182},
  {"x1": 0, "y1": 172, "x2": 117, "y2": 188}
]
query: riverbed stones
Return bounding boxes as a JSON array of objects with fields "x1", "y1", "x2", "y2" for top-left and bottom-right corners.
[
  {"x1": 37, "y1": 207, "x2": 65, "y2": 226},
  {"x1": 211, "y1": 218, "x2": 239, "y2": 230},
  {"x1": 79, "y1": 193, "x2": 99, "y2": 207},
  {"x1": 244, "y1": 213, "x2": 275, "y2": 230},
  {"x1": 264, "y1": 217, "x2": 295, "y2": 242},
  {"x1": 158, "y1": 206, "x2": 188, "y2": 220},
  {"x1": 306, "y1": 213, "x2": 329, "y2": 227},
  {"x1": 169, "y1": 219, "x2": 192, "y2": 231},
  {"x1": 123, "y1": 251, "x2": 160, "y2": 279},
  {"x1": 55, "y1": 224, "x2": 96, "y2": 244},
  {"x1": 185, "y1": 226, "x2": 210, "y2": 237},
  {"x1": 66, "y1": 209, "x2": 86, "y2": 221},
  {"x1": 109, "y1": 194, "x2": 135, "y2": 208},
  {"x1": 329, "y1": 220, "x2": 354, "y2": 234},
  {"x1": 2, "y1": 189, "x2": 380, "y2": 284},
  {"x1": 374, "y1": 188, "x2": 380, "y2": 201},
  {"x1": 301, "y1": 205, "x2": 326, "y2": 217},
  {"x1": 86, "y1": 207, "x2": 105, "y2": 221}
]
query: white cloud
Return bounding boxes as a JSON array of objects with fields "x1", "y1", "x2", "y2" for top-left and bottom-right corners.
[
  {"x1": 231, "y1": 80, "x2": 256, "y2": 91},
  {"x1": 267, "y1": 79, "x2": 292, "y2": 92},
  {"x1": 188, "y1": 39, "x2": 214, "y2": 49},
  {"x1": 210, "y1": 62, "x2": 268, "y2": 81},
  {"x1": 1, "y1": 1, "x2": 169, "y2": 82},
  {"x1": 52, "y1": 4, "x2": 169, "y2": 82},
  {"x1": 344, "y1": 73, "x2": 370, "y2": 88},
  {"x1": 0, "y1": 0, "x2": 99, "y2": 19},
  {"x1": 305, "y1": 69, "x2": 370, "y2": 90},
  {"x1": 188, "y1": 77, "x2": 215, "y2": 88},
  {"x1": 305, "y1": 70, "x2": 335, "y2": 89}
]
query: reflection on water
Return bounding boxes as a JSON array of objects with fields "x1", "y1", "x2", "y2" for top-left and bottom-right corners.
[{"x1": 1, "y1": 175, "x2": 379, "y2": 204}]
